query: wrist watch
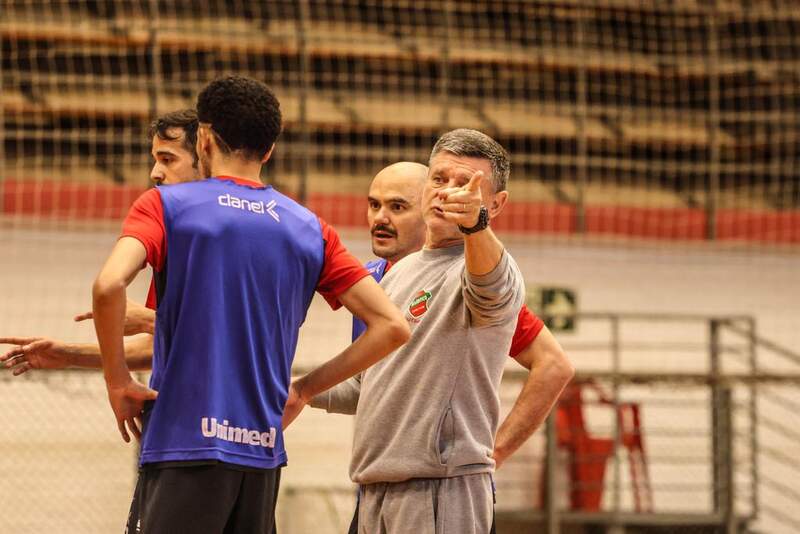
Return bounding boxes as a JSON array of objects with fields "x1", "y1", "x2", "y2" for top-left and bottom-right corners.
[{"x1": 458, "y1": 206, "x2": 490, "y2": 235}]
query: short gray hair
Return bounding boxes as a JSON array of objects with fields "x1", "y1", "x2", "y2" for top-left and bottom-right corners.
[{"x1": 429, "y1": 128, "x2": 510, "y2": 192}]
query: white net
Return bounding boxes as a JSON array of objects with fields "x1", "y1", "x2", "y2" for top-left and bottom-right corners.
[
  {"x1": 1, "y1": 1, "x2": 799, "y2": 533},
  {"x1": 3, "y1": 1, "x2": 798, "y2": 237}
]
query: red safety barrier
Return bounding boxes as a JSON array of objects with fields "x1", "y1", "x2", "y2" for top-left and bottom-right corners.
[
  {"x1": 2, "y1": 179, "x2": 144, "y2": 220},
  {"x1": 584, "y1": 205, "x2": 707, "y2": 241}
]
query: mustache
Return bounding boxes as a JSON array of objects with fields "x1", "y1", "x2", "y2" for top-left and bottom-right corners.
[{"x1": 371, "y1": 224, "x2": 397, "y2": 237}]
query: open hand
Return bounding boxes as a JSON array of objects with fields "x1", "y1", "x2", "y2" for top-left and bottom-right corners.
[
  {"x1": 107, "y1": 378, "x2": 158, "y2": 443},
  {"x1": 0, "y1": 337, "x2": 72, "y2": 375}
]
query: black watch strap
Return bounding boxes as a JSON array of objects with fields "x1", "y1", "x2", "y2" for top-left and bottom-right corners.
[{"x1": 458, "y1": 206, "x2": 490, "y2": 235}]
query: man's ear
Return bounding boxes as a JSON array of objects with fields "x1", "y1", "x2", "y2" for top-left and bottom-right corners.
[
  {"x1": 261, "y1": 144, "x2": 275, "y2": 164},
  {"x1": 488, "y1": 190, "x2": 509, "y2": 219},
  {"x1": 196, "y1": 126, "x2": 213, "y2": 156}
]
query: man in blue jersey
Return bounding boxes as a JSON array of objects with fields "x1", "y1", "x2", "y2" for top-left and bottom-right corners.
[{"x1": 91, "y1": 76, "x2": 410, "y2": 533}]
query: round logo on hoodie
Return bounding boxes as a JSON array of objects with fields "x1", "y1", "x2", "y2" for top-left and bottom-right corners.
[{"x1": 409, "y1": 290, "x2": 432, "y2": 318}]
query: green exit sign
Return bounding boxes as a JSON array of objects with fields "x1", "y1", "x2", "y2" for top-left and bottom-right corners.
[{"x1": 526, "y1": 286, "x2": 578, "y2": 333}]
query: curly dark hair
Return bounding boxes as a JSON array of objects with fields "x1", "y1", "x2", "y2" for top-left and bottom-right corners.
[
  {"x1": 147, "y1": 109, "x2": 199, "y2": 163},
  {"x1": 196, "y1": 75, "x2": 282, "y2": 161}
]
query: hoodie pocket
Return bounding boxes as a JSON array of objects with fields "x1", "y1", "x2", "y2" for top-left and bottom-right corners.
[{"x1": 435, "y1": 406, "x2": 455, "y2": 465}]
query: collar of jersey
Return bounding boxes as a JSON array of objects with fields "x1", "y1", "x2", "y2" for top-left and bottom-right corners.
[
  {"x1": 212, "y1": 175, "x2": 269, "y2": 189},
  {"x1": 420, "y1": 242, "x2": 465, "y2": 261}
]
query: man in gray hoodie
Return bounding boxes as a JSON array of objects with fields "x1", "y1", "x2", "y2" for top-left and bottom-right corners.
[{"x1": 292, "y1": 129, "x2": 528, "y2": 533}]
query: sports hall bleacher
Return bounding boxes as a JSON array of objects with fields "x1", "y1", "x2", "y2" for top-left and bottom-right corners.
[
  {"x1": 2, "y1": 0, "x2": 798, "y2": 241},
  {"x1": 2, "y1": 4, "x2": 800, "y2": 534}
]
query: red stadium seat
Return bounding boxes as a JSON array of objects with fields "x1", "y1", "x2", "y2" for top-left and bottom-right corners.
[{"x1": 541, "y1": 381, "x2": 652, "y2": 512}]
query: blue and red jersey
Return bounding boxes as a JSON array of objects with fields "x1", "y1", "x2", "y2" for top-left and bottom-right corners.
[
  {"x1": 351, "y1": 258, "x2": 544, "y2": 357},
  {"x1": 122, "y1": 176, "x2": 368, "y2": 469}
]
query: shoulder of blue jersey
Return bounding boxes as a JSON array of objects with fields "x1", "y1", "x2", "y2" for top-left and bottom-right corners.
[{"x1": 364, "y1": 258, "x2": 388, "y2": 282}]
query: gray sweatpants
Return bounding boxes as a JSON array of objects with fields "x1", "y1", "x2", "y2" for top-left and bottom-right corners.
[{"x1": 356, "y1": 473, "x2": 494, "y2": 534}]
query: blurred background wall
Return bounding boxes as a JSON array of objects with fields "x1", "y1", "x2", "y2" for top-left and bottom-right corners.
[{"x1": 1, "y1": 2, "x2": 798, "y2": 533}]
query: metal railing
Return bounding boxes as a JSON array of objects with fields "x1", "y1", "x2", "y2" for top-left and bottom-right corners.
[
  {"x1": 281, "y1": 311, "x2": 800, "y2": 533},
  {"x1": 522, "y1": 312, "x2": 800, "y2": 534}
]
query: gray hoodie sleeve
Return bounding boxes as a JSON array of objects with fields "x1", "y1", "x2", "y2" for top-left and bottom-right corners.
[
  {"x1": 461, "y1": 250, "x2": 525, "y2": 328},
  {"x1": 308, "y1": 374, "x2": 361, "y2": 415}
]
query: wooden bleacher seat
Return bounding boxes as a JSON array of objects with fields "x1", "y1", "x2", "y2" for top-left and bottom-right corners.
[{"x1": 3, "y1": 2, "x2": 794, "y2": 220}]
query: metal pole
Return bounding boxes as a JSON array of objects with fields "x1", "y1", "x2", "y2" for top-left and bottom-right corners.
[
  {"x1": 439, "y1": 2, "x2": 452, "y2": 132},
  {"x1": 710, "y1": 319, "x2": 722, "y2": 513},
  {"x1": 768, "y1": 18, "x2": 784, "y2": 219},
  {"x1": 0, "y1": 20, "x2": 5, "y2": 214},
  {"x1": 705, "y1": 10, "x2": 720, "y2": 240},
  {"x1": 545, "y1": 412, "x2": 560, "y2": 534},
  {"x1": 574, "y1": 4, "x2": 588, "y2": 234},
  {"x1": 710, "y1": 319, "x2": 737, "y2": 533},
  {"x1": 297, "y1": 0, "x2": 311, "y2": 205},
  {"x1": 611, "y1": 316, "x2": 622, "y2": 527},
  {"x1": 148, "y1": 0, "x2": 162, "y2": 130},
  {"x1": 721, "y1": 387, "x2": 737, "y2": 534},
  {"x1": 748, "y1": 317, "x2": 759, "y2": 521}
]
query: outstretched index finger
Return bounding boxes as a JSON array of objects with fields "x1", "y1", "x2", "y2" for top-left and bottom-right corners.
[
  {"x1": 74, "y1": 311, "x2": 93, "y2": 322},
  {"x1": 0, "y1": 337, "x2": 35, "y2": 346},
  {"x1": 466, "y1": 170, "x2": 484, "y2": 192}
]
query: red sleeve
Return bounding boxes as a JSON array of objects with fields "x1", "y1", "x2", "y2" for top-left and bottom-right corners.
[
  {"x1": 120, "y1": 188, "x2": 166, "y2": 271},
  {"x1": 509, "y1": 305, "x2": 545, "y2": 359},
  {"x1": 316, "y1": 218, "x2": 370, "y2": 309},
  {"x1": 145, "y1": 278, "x2": 157, "y2": 310}
]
